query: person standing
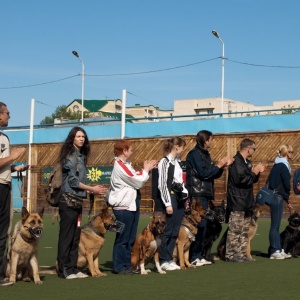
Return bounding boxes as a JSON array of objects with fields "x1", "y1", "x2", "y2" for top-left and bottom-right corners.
[
  {"x1": 226, "y1": 138, "x2": 265, "y2": 262},
  {"x1": 186, "y1": 130, "x2": 233, "y2": 266},
  {"x1": 109, "y1": 140, "x2": 157, "y2": 275},
  {"x1": 0, "y1": 101, "x2": 30, "y2": 286},
  {"x1": 57, "y1": 126, "x2": 106, "y2": 279},
  {"x1": 268, "y1": 144, "x2": 293, "y2": 259},
  {"x1": 158, "y1": 137, "x2": 187, "y2": 271}
]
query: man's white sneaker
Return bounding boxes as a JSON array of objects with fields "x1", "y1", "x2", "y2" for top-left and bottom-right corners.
[
  {"x1": 169, "y1": 261, "x2": 181, "y2": 270},
  {"x1": 270, "y1": 250, "x2": 285, "y2": 260},
  {"x1": 76, "y1": 272, "x2": 89, "y2": 278},
  {"x1": 191, "y1": 259, "x2": 205, "y2": 267},
  {"x1": 281, "y1": 250, "x2": 292, "y2": 259},
  {"x1": 65, "y1": 274, "x2": 78, "y2": 279},
  {"x1": 161, "y1": 262, "x2": 178, "y2": 271},
  {"x1": 199, "y1": 258, "x2": 212, "y2": 265}
]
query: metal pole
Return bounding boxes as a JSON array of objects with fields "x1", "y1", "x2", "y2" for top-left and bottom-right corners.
[
  {"x1": 27, "y1": 98, "x2": 34, "y2": 211},
  {"x1": 121, "y1": 89, "x2": 126, "y2": 139},
  {"x1": 72, "y1": 51, "x2": 85, "y2": 122},
  {"x1": 212, "y1": 30, "x2": 225, "y2": 114}
]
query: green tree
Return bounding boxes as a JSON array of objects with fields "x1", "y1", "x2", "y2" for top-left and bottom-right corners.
[{"x1": 40, "y1": 105, "x2": 83, "y2": 124}]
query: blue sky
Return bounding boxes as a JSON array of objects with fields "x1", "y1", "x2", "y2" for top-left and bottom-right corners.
[{"x1": 1, "y1": 0, "x2": 300, "y2": 126}]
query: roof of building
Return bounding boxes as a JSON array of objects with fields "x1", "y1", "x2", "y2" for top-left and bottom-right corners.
[{"x1": 70, "y1": 99, "x2": 109, "y2": 112}]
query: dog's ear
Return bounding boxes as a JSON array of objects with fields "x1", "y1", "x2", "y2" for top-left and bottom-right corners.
[
  {"x1": 21, "y1": 207, "x2": 30, "y2": 223},
  {"x1": 38, "y1": 207, "x2": 44, "y2": 219},
  {"x1": 208, "y1": 200, "x2": 215, "y2": 210}
]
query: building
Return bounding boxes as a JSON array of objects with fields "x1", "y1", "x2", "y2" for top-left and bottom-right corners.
[
  {"x1": 173, "y1": 97, "x2": 300, "y2": 120},
  {"x1": 67, "y1": 99, "x2": 173, "y2": 123}
]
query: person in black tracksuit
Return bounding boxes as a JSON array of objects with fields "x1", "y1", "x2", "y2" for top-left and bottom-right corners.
[{"x1": 186, "y1": 130, "x2": 233, "y2": 266}]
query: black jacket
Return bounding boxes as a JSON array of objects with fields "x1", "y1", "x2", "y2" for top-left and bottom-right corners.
[
  {"x1": 227, "y1": 152, "x2": 260, "y2": 213},
  {"x1": 268, "y1": 162, "x2": 291, "y2": 201},
  {"x1": 186, "y1": 144, "x2": 223, "y2": 199}
]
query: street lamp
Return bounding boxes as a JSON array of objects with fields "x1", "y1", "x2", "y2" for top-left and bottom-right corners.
[
  {"x1": 72, "y1": 50, "x2": 85, "y2": 122},
  {"x1": 212, "y1": 30, "x2": 225, "y2": 114}
]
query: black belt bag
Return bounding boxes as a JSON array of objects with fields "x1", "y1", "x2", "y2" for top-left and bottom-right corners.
[{"x1": 62, "y1": 193, "x2": 83, "y2": 209}]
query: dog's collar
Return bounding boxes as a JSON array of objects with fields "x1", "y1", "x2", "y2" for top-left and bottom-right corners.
[
  {"x1": 186, "y1": 214, "x2": 199, "y2": 227},
  {"x1": 182, "y1": 225, "x2": 196, "y2": 242},
  {"x1": 288, "y1": 224, "x2": 300, "y2": 231},
  {"x1": 85, "y1": 223, "x2": 105, "y2": 237}
]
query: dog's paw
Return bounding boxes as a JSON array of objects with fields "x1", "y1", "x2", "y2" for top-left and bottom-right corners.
[
  {"x1": 93, "y1": 272, "x2": 107, "y2": 277},
  {"x1": 141, "y1": 271, "x2": 148, "y2": 275},
  {"x1": 158, "y1": 270, "x2": 166, "y2": 275},
  {"x1": 34, "y1": 280, "x2": 43, "y2": 285}
]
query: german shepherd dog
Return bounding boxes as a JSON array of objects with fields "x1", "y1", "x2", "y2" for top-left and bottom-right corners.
[
  {"x1": 131, "y1": 213, "x2": 166, "y2": 275},
  {"x1": 6, "y1": 207, "x2": 44, "y2": 284},
  {"x1": 217, "y1": 204, "x2": 260, "y2": 260},
  {"x1": 280, "y1": 211, "x2": 300, "y2": 257},
  {"x1": 202, "y1": 200, "x2": 226, "y2": 262},
  {"x1": 77, "y1": 206, "x2": 120, "y2": 277},
  {"x1": 173, "y1": 202, "x2": 206, "y2": 269}
]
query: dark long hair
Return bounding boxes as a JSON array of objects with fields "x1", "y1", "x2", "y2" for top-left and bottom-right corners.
[{"x1": 59, "y1": 127, "x2": 90, "y2": 164}]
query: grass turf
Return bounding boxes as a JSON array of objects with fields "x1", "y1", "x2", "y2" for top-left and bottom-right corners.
[{"x1": 2, "y1": 213, "x2": 299, "y2": 300}]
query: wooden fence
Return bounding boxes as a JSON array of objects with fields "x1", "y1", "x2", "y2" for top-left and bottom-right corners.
[{"x1": 14, "y1": 130, "x2": 300, "y2": 216}]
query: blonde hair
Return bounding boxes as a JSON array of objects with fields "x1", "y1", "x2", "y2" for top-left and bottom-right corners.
[{"x1": 277, "y1": 144, "x2": 293, "y2": 157}]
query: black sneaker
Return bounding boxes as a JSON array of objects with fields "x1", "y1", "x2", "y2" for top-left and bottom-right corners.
[{"x1": 0, "y1": 279, "x2": 14, "y2": 286}]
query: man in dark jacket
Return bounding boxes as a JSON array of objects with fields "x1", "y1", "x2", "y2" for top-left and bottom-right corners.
[
  {"x1": 225, "y1": 138, "x2": 265, "y2": 262},
  {"x1": 186, "y1": 130, "x2": 233, "y2": 266}
]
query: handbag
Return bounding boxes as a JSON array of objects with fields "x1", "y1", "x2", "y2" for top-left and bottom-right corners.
[
  {"x1": 62, "y1": 192, "x2": 83, "y2": 209},
  {"x1": 256, "y1": 185, "x2": 277, "y2": 206}
]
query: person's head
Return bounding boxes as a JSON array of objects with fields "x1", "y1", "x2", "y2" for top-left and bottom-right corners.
[
  {"x1": 163, "y1": 137, "x2": 186, "y2": 157},
  {"x1": 114, "y1": 140, "x2": 133, "y2": 161},
  {"x1": 239, "y1": 138, "x2": 256, "y2": 158},
  {"x1": 0, "y1": 102, "x2": 10, "y2": 128},
  {"x1": 60, "y1": 126, "x2": 90, "y2": 163},
  {"x1": 277, "y1": 144, "x2": 294, "y2": 160},
  {"x1": 196, "y1": 130, "x2": 213, "y2": 149}
]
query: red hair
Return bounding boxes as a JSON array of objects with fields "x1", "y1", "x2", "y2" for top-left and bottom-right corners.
[{"x1": 114, "y1": 140, "x2": 132, "y2": 156}]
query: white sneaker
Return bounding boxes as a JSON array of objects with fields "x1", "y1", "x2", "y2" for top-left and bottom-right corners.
[
  {"x1": 198, "y1": 258, "x2": 212, "y2": 265},
  {"x1": 270, "y1": 250, "x2": 285, "y2": 260},
  {"x1": 281, "y1": 250, "x2": 292, "y2": 259},
  {"x1": 169, "y1": 261, "x2": 180, "y2": 270},
  {"x1": 76, "y1": 272, "x2": 89, "y2": 278},
  {"x1": 160, "y1": 262, "x2": 178, "y2": 271},
  {"x1": 65, "y1": 274, "x2": 78, "y2": 279},
  {"x1": 191, "y1": 259, "x2": 205, "y2": 267}
]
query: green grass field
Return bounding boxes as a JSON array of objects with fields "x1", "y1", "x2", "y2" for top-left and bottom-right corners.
[{"x1": 2, "y1": 213, "x2": 300, "y2": 300}]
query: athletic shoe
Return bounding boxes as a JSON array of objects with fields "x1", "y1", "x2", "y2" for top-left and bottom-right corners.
[
  {"x1": 281, "y1": 250, "x2": 291, "y2": 259},
  {"x1": 191, "y1": 259, "x2": 205, "y2": 267},
  {"x1": 198, "y1": 258, "x2": 212, "y2": 265},
  {"x1": 0, "y1": 279, "x2": 14, "y2": 286},
  {"x1": 65, "y1": 274, "x2": 78, "y2": 279},
  {"x1": 169, "y1": 261, "x2": 181, "y2": 270},
  {"x1": 76, "y1": 272, "x2": 89, "y2": 278},
  {"x1": 270, "y1": 250, "x2": 285, "y2": 260},
  {"x1": 161, "y1": 262, "x2": 178, "y2": 271}
]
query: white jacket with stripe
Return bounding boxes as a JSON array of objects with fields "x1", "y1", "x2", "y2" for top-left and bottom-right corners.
[{"x1": 109, "y1": 158, "x2": 149, "y2": 211}]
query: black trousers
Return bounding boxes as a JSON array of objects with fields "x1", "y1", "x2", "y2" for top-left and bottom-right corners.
[
  {"x1": 57, "y1": 199, "x2": 82, "y2": 278},
  {"x1": 0, "y1": 184, "x2": 11, "y2": 277}
]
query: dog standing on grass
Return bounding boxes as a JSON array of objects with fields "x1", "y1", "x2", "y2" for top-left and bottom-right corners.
[
  {"x1": 6, "y1": 207, "x2": 44, "y2": 284},
  {"x1": 173, "y1": 202, "x2": 206, "y2": 269},
  {"x1": 131, "y1": 213, "x2": 166, "y2": 275}
]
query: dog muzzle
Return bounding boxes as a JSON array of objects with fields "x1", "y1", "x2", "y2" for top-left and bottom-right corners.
[
  {"x1": 29, "y1": 227, "x2": 43, "y2": 239},
  {"x1": 106, "y1": 220, "x2": 125, "y2": 234}
]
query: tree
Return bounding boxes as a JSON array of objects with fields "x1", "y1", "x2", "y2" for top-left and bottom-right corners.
[{"x1": 40, "y1": 105, "x2": 82, "y2": 124}]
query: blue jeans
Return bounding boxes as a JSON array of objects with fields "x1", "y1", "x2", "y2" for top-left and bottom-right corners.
[
  {"x1": 112, "y1": 194, "x2": 140, "y2": 273},
  {"x1": 269, "y1": 194, "x2": 284, "y2": 255},
  {"x1": 189, "y1": 197, "x2": 209, "y2": 262},
  {"x1": 159, "y1": 195, "x2": 185, "y2": 264}
]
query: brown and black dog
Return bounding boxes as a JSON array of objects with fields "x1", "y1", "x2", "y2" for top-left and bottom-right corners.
[
  {"x1": 6, "y1": 207, "x2": 44, "y2": 284},
  {"x1": 173, "y1": 202, "x2": 206, "y2": 269},
  {"x1": 131, "y1": 213, "x2": 166, "y2": 275},
  {"x1": 217, "y1": 203, "x2": 260, "y2": 260},
  {"x1": 77, "y1": 206, "x2": 118, "y2": 277}
]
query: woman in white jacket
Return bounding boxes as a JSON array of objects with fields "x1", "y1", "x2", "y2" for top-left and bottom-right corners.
[{"x1": 109, "y1": 140, "x2": 157, "y2": 275}]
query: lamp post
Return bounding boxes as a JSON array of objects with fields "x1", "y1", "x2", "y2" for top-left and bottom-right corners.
[
  {"x1": 72, "y1": 50, "x2": 85, "y2": 122},
  {"x1": 212, "y1": 30, "x2": 225, "y2": 114}
]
